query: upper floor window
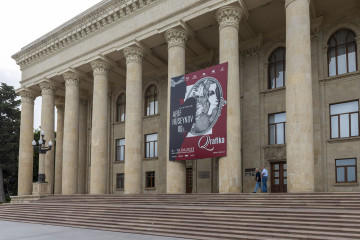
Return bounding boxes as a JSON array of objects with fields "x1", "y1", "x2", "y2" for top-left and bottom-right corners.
[
  {"x1": 145, "y1": 85, "x2": 158, "y2": 116},
  {"x1": 116, "y1": 94, "x2": 126, "y2": 122},
  {"x1": 268, "y1": 47, "x2": 286, "y2": 89},
  {"x1": 330, "y1": 101, "x2": 359, "y2": 139},
  {"x1": 269, "y1": 112, "x2": 286, "y2": 145},
  {"x1": 328, "y1": 29, "x2": 357, "y2": 77},
  {"x1": 336, "y1": 159, "x2": 357, "y2": 183},
  {"x1": 145, "y1": 133, "x2": 157, "y2": 158},
  {"x1": 116, "y1": 138, "x2": 125, "y2": 162}
]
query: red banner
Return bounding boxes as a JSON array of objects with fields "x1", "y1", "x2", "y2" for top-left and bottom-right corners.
[{"x1": 169, "y1": 63, "x2": 228, "y2": 160}]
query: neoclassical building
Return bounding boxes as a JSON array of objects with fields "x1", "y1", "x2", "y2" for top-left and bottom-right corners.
[{"x1": 14, "y1": 0, "x2": 360, "y2": 197}]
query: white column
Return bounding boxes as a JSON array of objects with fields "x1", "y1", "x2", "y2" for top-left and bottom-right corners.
[
  {"x1": 39, "y1": 82, "x2": 56, "y2": 193},
  {"x1": 78, "y1": 97, "x2": 88, "y2": 194},
  {"x1": 90, "y1": 60, "x2": 110, "y2": 194},
  {"x1": 62, "y1": 72, "x2": 80, "y2": 195},
  {"x1": 285, "y1": 0, "x2": 314, "y2": 192},
  {"x1": 54, "y1": 103, "x2": 64, "y2": 194},
  {"x1": 216, "y1": 6, "x2": 243, "y2": 193},
  {"x1": 165, "y1": 28, "x2": 189, "y2": 194},
  {"x1": 17, "y1": 90, "x2": 36, "y2": 196},
  {"x1": 123, "y1": 47, "x2": 144, "y2": 194}
]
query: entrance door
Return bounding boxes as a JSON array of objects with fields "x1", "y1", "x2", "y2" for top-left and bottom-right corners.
[
  {"x1": 186, "y1": 168, "x2": 193, "y2": 193},
  {"x1": 271, "y1": 162, "x2": 287, "y2": 193}
]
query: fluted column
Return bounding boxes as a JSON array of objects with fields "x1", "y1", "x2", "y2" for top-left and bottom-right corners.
[
  {"x1": 62, "y1": 72, "x2": 80, "y2": 195},
  {"x1": 78, "y1": 97, "x2": 88, "y2": 194},
  {"x1": 39, "y1": 82, "x2": 56, "y2": 193},
  {"x1": 285, "y1": 0, "x2": 314, "y2": 192},
  {"x1": 54, "y1": 103, "x2": 64, "y2": 194},
  {"x1": 123, "y1": 47, "x2": 144, "y2": 194},
  {"x1": 17, "y1": 90, "x2": 36, "y2": 196},
  {"x1": 216, "y1": 6, "x2": 243, "y2": 193},
  {"x1": 165, "y1": 28, "x2": 189, "y2": 193},
  {"x1": 90, "y1": 60, "x2": 110, "y2": 194}
]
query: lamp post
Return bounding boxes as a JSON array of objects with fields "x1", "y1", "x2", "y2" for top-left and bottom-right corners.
[{"x1": 32, "y1": 130, "x2": 53, "y2": 183}]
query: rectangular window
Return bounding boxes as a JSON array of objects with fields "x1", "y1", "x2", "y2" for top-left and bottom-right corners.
[
  {"x1": 145, "y1": 134, "x2": 158, "y2": 158},
  {"x1": 269, "y1": 112, "x2": 286, "y2": 145},
  {"x1": 336, "y1": 159, "x2": 357, "y2": 183},
  {"x1": 330, "y1": 101, "x2": 359, "y2": 139},
  {"x1": 116, "y1": 173, "x2": 124, "y2": 189},
  {"x1": 116, "y1": 138, "x2": 125, "y2": 161},
  {"x1": 146, "y1": 171, "x2": 155, "y2": 188}
]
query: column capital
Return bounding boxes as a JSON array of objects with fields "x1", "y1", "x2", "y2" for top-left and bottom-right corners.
[
  {"x1": 123, "y1": 46, "x2": 144, "y2": 64},
  {"x1": 39, "y1": 82, "x2": 56, "y2": 96},
  {"x1": 62, "y1": 72, "x2": 80, "y2": 87},
  {"x1": 285, "y1": 0, "x2": 310, "y2": 9},
  {"x1": 216, "y1": 6, "x2": 243, "y2": 31},
  {"x1": 56, "y1": 104, "x2": 65, "y2": 112},
  {"x1": 90, "y1": 60, "x2": 110, "y2": 76},
  {"x1": 18, "y1": 89, "x2": 36, "y2": 104},
  {"x1": 79, "y1": 97, "x2": 89, "y2": 105},
  {"x1": 164, "y1": 28, "x2": 189, "y2": 49}
]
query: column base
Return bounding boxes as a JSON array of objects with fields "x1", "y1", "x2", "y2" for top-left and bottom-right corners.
[{"x1": 32, "y1": 182, "x2": 50, "y2": 197}]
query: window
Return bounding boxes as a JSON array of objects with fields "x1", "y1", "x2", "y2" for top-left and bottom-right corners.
[
  {"x1": 269, "y1": 113, "x2": 286, "y2": 144},
  {"x1": 336, "y1": 159, "x2": 357, "y2": 183},
  {"x1": 145, "y1": 134, "x2": 157, "y2": 158},
  {"x1": 268, "y1": 47, "x2": 286, "y2": 89},
  {"x1": 116, "y1": 138, "x2": 125, "y2": 161},
  {"x1": 145, "y1": 85, "x2": 158, "y2": 116},
  {"x1": 116, "y1": 94, "x2": 126, "y2": 122},
  {"x1": 330, "y1": 101, "x2": 359, "y2": 138},
  {"x1": 116, "y1": 173, "x2": 124, "y2": 189},
  {"x1": 328, "y1": 29, "x2": 357, "y2": 77},
  {"x1": 146, "y1": 171, "x2": 155, "y2": 188}
]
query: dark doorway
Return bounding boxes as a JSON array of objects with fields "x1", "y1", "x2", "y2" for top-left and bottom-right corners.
[
  {"x1": 186, "y1": 168, "x2": 193, "y2": 193},
  {"x1": 271, "y1": 162, "x2": 287, "y2": 193}
]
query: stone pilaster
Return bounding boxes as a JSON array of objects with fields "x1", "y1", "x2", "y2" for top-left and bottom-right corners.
[
  {"x1": 39, "y1": 82, "x2": 56, "y2": 193},
  {"x1": 78, "y1": 97, "x2": 88, "y2": 194},
  {"x1": 62, "y1": 72, "x2": 80, "y2": 195},
  {"x1": 123, "y1": 46, "x2": 144, "y2": 194},
  {"x1": 165, "y1": 28, "x2": 189, "y2": 193},
  {"x1": 285, "y1": 0, "x2": 314, "y2": 192},
  {"x1": 54, "y1": 104, "x2": 64, "y2": 194},
  {"x1": 17, "y1": 90, "x2": 36, "y2": 196},
  {"x1": 90, "y1": 60, "x2": 110, "y2": 194},
  {"x1": 216, "y1": 6, "x2": 243, "y2": 193}
]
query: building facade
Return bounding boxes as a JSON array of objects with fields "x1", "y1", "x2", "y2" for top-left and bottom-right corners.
[{"x1": 13, "y1": 0, "x2": 360, "y2": 196}]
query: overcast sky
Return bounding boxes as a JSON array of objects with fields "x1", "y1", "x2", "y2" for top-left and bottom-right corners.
[{"x1": 0, "y1": 0, "x2": 101, "y2": 130}]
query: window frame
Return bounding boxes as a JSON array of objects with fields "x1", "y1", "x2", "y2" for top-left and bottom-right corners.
[
  {"x1": 145, "y1": 85, "x2": 158, "y2": 116},
  {"x1": 327, "y1": 29, "x2": 358, "y2": 77},
  {"x1": 116, "y1": 138, "x2": 125, "y2": 162},
  {"x1": 329, "y1": 100, "x2": 359, "y2": 139},
  {"x1": 268, "y1": 112, "x2": 286, "y2": 145},
  {"x1": 116, "y1": 173, "x2": 125, "y2": 189},
  {"x1": 335, "y1": 158, "x2": 357, "y2": 183},
  {"x1": 144, "y1": 133, "x2": 158, "y2": 159},
  {"x1": 116, "y1": 94, "x2": 126, "y2": 122},
  {"x1": 268, "y1": 47, "x2": 286, "y2": 89},
  {"x1": 145, "y1": 171, "x2": 155, "y2": 188}
]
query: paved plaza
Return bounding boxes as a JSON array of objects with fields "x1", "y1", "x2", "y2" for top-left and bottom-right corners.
[{"x1": 0, "y1": 221, "x2": 186, "y2": 240}]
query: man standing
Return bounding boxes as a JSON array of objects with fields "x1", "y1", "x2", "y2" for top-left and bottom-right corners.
[
  {"x1": 262, "y1": 165, "x2": 268, "y2": 193},
  {"x1": 253, "y1": 168, "x2": 261, "y2": 193}
]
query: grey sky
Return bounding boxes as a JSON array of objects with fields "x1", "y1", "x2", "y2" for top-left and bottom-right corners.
[{"x1": 0, "y1": 0, "x2": 101, "y2": 129}]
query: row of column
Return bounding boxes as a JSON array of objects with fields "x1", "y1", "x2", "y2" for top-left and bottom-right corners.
[{"x1": 17, "y1": 0, "x2": 314, "y2": 196}]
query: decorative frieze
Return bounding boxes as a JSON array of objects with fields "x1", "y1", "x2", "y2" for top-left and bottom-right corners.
[
  {"x1": 90, "y1": 60, "x2": 110, "y2": 76},
  {"x1": 123, "y1": 47, "x2": 144, "y2": 64},
  {"x1": 216, "y1": 6, "x2": 243, "y2": 31},
  {"x1": 12, "y1": 0, "x2": 159, "y2": 69},
  {"x1": 62, "y1": 72, "x2": 80, "y2": 87},
  {"x1": 264, "y1": 145, "x2": 286, "y2": 161},
  {"x1": 165, "y1": 28, "x2": 189, "y2": 49},
  {"x1": 39, "y1": 82, "x2": 56, "y2": 96},
  {"x1": 239, "y1": 36, "x2": 262, "y2": 58}
]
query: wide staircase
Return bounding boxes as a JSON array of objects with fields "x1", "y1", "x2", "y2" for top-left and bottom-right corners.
[{"x1": 1, "y1": 193, "x2": 360, "y2": 239}]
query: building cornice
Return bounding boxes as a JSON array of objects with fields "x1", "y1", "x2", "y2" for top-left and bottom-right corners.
[{"x1": 11, "y1": 0, "x2": 159, "y2": 70}]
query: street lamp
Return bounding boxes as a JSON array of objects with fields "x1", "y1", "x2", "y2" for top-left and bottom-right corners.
[{"x1": 32, "y1": 130, "x2": 53, "y2": 183}]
